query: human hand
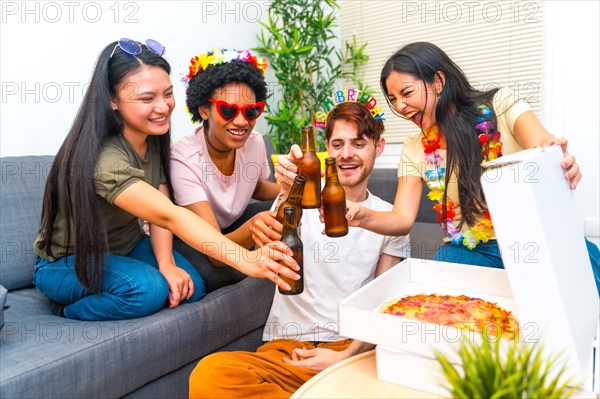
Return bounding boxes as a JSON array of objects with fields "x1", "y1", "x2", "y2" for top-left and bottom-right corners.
[
  {"x1": 282, "y1": 347, "x2": 350, "y2": 372},
  {"x1": 160, "y1": 264, "x2": 194, "y2": 308},
  {"x1": 318, "y1": 199, "x2": 362, "y2": 235},
  {"x1": 244, "y1": 242, "x2": 300, "y2": 291},
  {"x1": 547, "y1": 137, "x2": 582, "y2": 189},
  {"x1": 250, "y1": 211, "x2": 283, "y2": 247},
  {"x1": 275, "y1": 144, "x2": 303, "y2": 189}
]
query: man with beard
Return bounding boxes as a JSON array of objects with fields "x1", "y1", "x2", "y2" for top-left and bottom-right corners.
[{"x1": 189, "y1": 100, "x2": 410, "y2": 398}]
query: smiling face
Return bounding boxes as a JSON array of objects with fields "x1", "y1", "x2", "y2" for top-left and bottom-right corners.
[
  {"x1": 199, "y1": 82, "x2": 259, "y2": 151},
  {"x1": 384, "y1": 71, "x2": 442, "y2": 130},
  {"x1": 111, "y1": 65, "x2": 174, "y2": 140},
  {"x1": 325, "y1": 119, "x2": 384, "y2": 190}
]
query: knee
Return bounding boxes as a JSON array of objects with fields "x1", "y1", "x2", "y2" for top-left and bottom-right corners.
[
  {"x1": 189, "y1": 353, "x2": 228, "y2": 398},
  {"x1": 110, "y1": 271, "x2": 169, "y2": 319},
  {"x1": 133, "y1": 273, "x2": 169, "y2": 316}
]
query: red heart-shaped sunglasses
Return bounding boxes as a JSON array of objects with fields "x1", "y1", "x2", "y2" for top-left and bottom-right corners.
[{"x1": 208, "y1": 99, "x2": 265, "y2": 122}]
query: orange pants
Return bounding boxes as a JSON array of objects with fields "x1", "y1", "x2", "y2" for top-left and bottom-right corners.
[{"x1": 189, "y1": 338, "x2": 353, "y2": 399}]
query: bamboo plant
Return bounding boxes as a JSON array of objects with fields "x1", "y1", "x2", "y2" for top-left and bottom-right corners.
[{"x1": 254, "y1": 0, "x2": 369, "y2": 152}]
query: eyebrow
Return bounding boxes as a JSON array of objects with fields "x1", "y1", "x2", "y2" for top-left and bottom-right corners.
[
  {"x1": 331, "y1": 137, "x2": 367, "y2": 143},
  {"x1": 399, "y1": 85, "x2": 415, "y2": 96}
]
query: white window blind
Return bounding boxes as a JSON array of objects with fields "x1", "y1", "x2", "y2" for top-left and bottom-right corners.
[{"x1": 339, "y1": 0, "x2": 545, "y2": 143}]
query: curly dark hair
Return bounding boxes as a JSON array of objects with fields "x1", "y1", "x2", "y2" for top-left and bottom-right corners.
[{"x1": 186, "y1": 58, "x2": 267, "y2": 128}]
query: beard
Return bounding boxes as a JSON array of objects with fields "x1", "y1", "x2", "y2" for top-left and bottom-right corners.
[{"x1": 338, "y1": 156, "x2": 375, "y2": 189}]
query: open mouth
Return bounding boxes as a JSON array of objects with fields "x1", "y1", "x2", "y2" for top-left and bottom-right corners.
[
  {"x1": 403, "y1": 111, "x2": 423, "y2": 126},
  {"x1": 227, "y1": 128, "x2": 247, "y2": 139},
  {"x1": 150, "y1": 116, "x2": 167, "y2": 123},
  {"x1": 338, "y1": 164, "x2": 359, "y2": 171}
]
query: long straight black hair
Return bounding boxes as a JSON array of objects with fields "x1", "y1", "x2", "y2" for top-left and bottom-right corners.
[
  {"x1": 37, "y1": 42, "x2": 172, "y2": 292},
  {"x1": 380, "y1": 42, "x2": 499, "y2": 229}
]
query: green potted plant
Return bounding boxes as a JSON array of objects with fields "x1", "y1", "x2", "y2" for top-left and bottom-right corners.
[
  {"x1": 434, "y1": 337, "x2": 583, "y2": 398},
  {"x1": 254, "y1": 0, "x2": 369, "y2": 153}
]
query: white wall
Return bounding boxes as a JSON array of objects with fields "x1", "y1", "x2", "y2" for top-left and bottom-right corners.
[
  {"x1": 0, "y1": 0, "x2": 271, "y2": 154},
  {"x1": 1, "y1": 1, "x2": 598, "y2": 239}
]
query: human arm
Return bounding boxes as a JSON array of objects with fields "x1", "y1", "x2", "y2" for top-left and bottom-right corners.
[
  {"x1": 282, "y1": 340, "x2": 375, "y2": 372},
  {"x1": 185, "y1": 199, "x2": 282, "y2": 254},
  {"x1": 149, "y1": 183, "x2": 194, "y2": 308},
  {"x1": 252, "y1": 180, "x2": 281, "y2": 201},
  {"x1": 511, "y1": 111, "x2": 581, "y2": 189},
  {"x1": 113, "y1": 181, "x2": 299, "y2": 291},
  {"x1": 374, "y1": 253, "x2": 403, "y2": 277},
  {"x1": 345, "y1": 175, "x2": 423, "y2": 236}
]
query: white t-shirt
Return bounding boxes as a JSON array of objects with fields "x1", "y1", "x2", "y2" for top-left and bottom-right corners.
[
  {"x1": 263, "y1": 191, "x2": 411, "y2": 342},
  {"x1": 170, "y1": 126, "x2": 271, "y2": 229}
]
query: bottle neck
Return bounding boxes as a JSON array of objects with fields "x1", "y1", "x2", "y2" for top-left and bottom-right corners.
[
  {"x1": 301, "y1": 129, "x2": 316, "y2": 152},
  {"x1": 325, "y1": 163, "x2": 339, "y2": 184},
  {"x1": 287, "y1": 181, "x2": 306, "y2": 204},
  {"x1": 282, "y1": 211, "x2": 299, "y2": 236}
]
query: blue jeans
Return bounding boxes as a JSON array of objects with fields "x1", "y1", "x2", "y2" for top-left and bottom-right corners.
[
  {"x1": 34, "y1": 237, "x2": 206, "y2": 320},
  {"x1": 433, "y1": 239, "x2": 600, "y2": 296}
]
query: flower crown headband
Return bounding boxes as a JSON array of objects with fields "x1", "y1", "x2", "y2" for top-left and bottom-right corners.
[
  {"x1": 314, "y1": 88, "x2": 385, "y2": 129},
  {"x1": 181, "y1": 49, "x2": 268, "y2": 89}
]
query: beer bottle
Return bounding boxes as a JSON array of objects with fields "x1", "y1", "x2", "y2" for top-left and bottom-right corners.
[
  {"x1": 298, "y1": 126, "x2": 321, "y2": 208},
  {"x1": 279, "y1": 207, "x2": 304, "y2": 295},
  {"x1": 275, "y1": 175, "x2": 306, "y2": 224},
  {"x1": 322, "y1": 157, "x2": 349, "y2": 237}
]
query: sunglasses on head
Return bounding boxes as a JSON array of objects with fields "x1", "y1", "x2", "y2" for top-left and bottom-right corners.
[
  {"x1": 110, "y1": 38, "x2": 165, "y2": 59},
  {"x1": 208, "y1": 99, "x2": 265, "y2": 122}
]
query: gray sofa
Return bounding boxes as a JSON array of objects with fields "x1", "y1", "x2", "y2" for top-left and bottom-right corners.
[
  {"x1": 0, "y1": 148, "x2": 441, "y2": 398},
  {"x1": 0, "y1": 156, "x2": 275, "y2": 398}
]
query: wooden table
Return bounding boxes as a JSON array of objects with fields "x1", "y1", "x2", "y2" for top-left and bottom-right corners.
[{"x1": 291, "y1": 350, "x2": 442, "y2": 398}]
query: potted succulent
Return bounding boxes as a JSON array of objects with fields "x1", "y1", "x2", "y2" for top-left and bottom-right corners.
[
  {"x1": 254, "y1": 0, "x2": 369, "y2": 154},
  {"x1": 434, "y1": 337, "x2": 583, "y2": 398}
]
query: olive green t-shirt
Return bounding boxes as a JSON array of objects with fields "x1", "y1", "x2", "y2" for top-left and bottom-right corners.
[{"x1": 34, "y1": 134, "x2": 166, "y2": 260}]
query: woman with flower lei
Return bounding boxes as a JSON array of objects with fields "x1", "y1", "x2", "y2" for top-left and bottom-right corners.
[
  {"x1": 345, "y1": 42, "x2": 599, "y2": 293},
  {"x1": 170, "y1": 49, "x2": 289, "y2": 287}
]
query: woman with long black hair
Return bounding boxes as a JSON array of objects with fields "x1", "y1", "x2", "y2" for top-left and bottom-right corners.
[
  {"x1": 345, "y1": 42, "x2": 599, "y2": 293},
  {"x1": 34, "y1": 39, "x2": 298, "y2": 321}
]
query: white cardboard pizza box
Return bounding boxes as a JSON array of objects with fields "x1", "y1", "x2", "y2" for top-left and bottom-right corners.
[
  {"x1": 338, "y1": 259, "x2": 518, "y2": 363},
  {"x1": 481, "y1": 145, "x2": 599, "y2": 389},
  {"x1": 338, "y1": 145, "x2": 598, "y2": 392}
]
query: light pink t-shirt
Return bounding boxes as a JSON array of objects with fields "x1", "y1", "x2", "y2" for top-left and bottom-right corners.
[{"x1": 170, "y1": 126, "x2": 271, "y2": 229}]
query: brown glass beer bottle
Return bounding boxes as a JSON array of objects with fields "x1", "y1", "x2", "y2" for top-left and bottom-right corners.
[
  {"x1": 275, "y1": 175, "x2": 306, "y2": 224},
  {"x1": 322, "y1": 157, "x2": 349, "y2": 237},
  {"x1": 278, "y1": 207, "x2": 304, "y2": 295},
  {"x1": 298, "y1": 126, "x2": 321, "y2": 208}
]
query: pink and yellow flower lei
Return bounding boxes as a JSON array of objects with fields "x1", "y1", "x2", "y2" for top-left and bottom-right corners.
[
  {"x1": 421, "y1": 105, "x2": 502, "y2": 249},
  {"x1": 181, "y1": 49, "x2": 268, "y2": 89}
]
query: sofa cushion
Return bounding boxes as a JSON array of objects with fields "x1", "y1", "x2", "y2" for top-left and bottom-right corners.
[
  {"x1": 0, "y1": 277, "x2": 274, "y2": 398},
  {"x1": 366, "y1": 168, "x2": 437, "y2": 224},
  {"x1": 0, "y1": 156, "x2": 54, "y2": 291}
]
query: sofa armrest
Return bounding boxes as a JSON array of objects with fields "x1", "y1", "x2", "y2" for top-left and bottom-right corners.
[{"x1": 0, "y1": 284, "x2": 7, "y2": 331}]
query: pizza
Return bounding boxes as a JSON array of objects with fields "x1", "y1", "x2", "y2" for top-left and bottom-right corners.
[{"x1": 379, "y1": 293, "x2": 518, "y2": 339}]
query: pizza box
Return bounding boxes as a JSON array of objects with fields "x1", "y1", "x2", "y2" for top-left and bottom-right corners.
[
  {"x1": 481, "y1": 145, "x2": 599, "y2": 389},
  {"x1": 339, "y1": 258, "x2": 518, "y2": 364},
  {"x1": 376, "y1": 344, "x2": 598, "y2": 398},
  {"x1": 339, "y1": 145, "x2": 598, "y2": 392}
]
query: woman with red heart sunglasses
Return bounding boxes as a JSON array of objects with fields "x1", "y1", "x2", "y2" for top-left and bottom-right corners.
[{"x1": 171, "y1": 49, "x2": 288, "y2": 283}]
